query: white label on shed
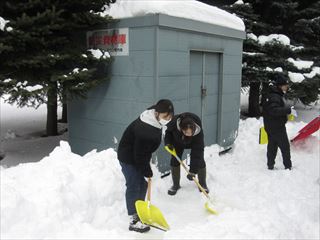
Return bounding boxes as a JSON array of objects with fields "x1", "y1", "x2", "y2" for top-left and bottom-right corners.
[{"x1": 87, "y1": 28, "x2": 129, "y2": 56}]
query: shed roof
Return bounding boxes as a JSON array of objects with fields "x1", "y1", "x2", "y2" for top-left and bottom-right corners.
[{"x1": 101, "y1": 0, "x2": 245, "y2": 32}]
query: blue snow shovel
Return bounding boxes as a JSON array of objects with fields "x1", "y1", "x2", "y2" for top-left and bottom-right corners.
[{"x1": 165, "y1": 146, "x2": 218, "y2": 215}]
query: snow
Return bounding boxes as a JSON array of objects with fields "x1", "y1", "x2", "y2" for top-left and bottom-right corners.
[
  {"x1": 0, "y1": 16, "x2": 9, "y2": 31},
  {"x1": 88, "y1": 49, "x2": 110, "y2": 59},
  {"x1": 72, "y1": 68, "x2": 80, "y2": 73},
  {"x1": 304, "y1": 66, "x2": 320, "y2": 79},
  {"x1": 258, "y1": 34, "x2": 290, "y2": 46},
  {"x1": 243, "y1": 51, "x2": 263, "y2": 56},
  {"x1": 288, "y1": 71, "x2": 305, "y2": 83},
  {"x1": 233, "y1": 0, "x2": 244, "y2": 5},
  {"x1": 0, "y1": 96, "x2": 67, "y2": 167},
  {"x1": 1, "y1": 96, "x2": 319, "y2": 239},
  {"x1": 25, "y1": 85, "x2": 43, "y2": 92},
  {"x1": 247, "y1": 33, "x2": 258, "y2": 41},
  {"x1": 287, "y1": 58, "x2": 314, "y2": 70},
  {"x1": 102, "y1": 0, "x2": 245, "y2": 31},
  {"x1": 3, "y1": 78, "x2": 12, "y2": 83},
  {"x1": 264, "y1": 67, "x2": 283, "y2": 73},
  {"x1": 274, "y1": 67, "x2": 283, "y2": 72}
]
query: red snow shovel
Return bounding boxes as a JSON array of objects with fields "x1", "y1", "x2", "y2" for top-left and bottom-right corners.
[
  {"x1": 291, "y1": 116, "x2": 320, "y2": 142},
  {"x1": 165, "y1": 146, "x2": 218, "y2": 215}
]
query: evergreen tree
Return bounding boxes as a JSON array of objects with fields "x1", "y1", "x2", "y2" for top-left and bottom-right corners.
[
  {"x1": 0, "y1": 0, "x2": 113, "y2": 136},
  {"x1": 198, "y1": 0, "x2": 320, "y2": 116}
]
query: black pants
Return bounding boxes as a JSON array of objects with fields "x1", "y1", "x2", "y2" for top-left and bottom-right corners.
[{"x1": 265, "y1": 127, "x2": 291, "y2": 169}]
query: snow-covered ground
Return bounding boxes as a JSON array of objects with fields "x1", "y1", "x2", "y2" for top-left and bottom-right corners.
[
  {"x1": 1, "y1": 95, "x2": 319, "y2": 239},
  {"x1": 0, "y1": 97, "x2": 67, "y2": 167}
]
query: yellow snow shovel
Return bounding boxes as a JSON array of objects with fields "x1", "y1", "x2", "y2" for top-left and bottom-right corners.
[
  {"x1": 135, "y1": 178, "x2": 170, "y2": 231},
  {"x1": 259, "y1": 126, "x2": 268, "y2": 144},
  {"x1": 165, "y1": 146, "x2": 218, "y2": 215}
]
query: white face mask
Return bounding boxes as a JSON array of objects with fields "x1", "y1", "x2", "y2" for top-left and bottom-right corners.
[{"x1": 159, "y1": 118, "x2": 170, "y2": 126}]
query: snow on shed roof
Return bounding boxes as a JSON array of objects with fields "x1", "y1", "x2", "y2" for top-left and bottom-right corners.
[{"x1": 101, "y1": 0, "x2": 245, "y2": 32}]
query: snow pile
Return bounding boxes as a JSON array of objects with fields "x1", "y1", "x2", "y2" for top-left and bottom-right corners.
[
  {"x1": 1, "y1": 118, "x2": 319, "y2": 239},
  {"x1": 101, "y1": 0, "x2": 245, "y2": 31}
]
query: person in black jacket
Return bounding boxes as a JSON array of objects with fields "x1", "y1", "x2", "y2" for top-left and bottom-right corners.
[
  {"x1": 164, "y1": 112, "x2": 209, "y2": 195},
  {"x1": 118, "y1": 99, "x2": 174, "y2": 233},
  {"x1": 261, "y1": 74, "x2": 293, "y2": 170}
]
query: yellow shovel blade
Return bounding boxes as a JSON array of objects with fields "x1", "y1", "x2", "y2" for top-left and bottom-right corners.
[
  {"x1": 259, "y1": 126, "x2": 268, "y2": 144},
  {"x1": 205, "y1": 201, "x2": 218, "y2": 215},
  {"x1": 135, "y1": 200, "x2": 170, "y2": 231}
]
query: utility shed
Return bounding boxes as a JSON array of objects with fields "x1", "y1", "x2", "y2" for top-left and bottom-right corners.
[{"x1": 68, "y1": 4, "x2": 245, "y2": 172}]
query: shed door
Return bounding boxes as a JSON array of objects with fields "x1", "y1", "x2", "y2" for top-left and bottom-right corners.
[{"x1": 189, "y1": 51, "x2": 220, "y2": 144}]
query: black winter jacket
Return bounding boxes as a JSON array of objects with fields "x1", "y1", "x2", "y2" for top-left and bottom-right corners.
[
  {"x1": 117, "y1": 109, "x2": 162, "y2": 176},
  {"x1": 164, "y1": 112, "x2": 205, "y2": 173},
  {"x1": 262, "y1": 86, "x2": 291, "y2": 131}
]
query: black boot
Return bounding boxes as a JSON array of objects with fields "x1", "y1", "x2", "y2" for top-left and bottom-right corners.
[
  {"x1": 198, "y1": 167, "x2": 209, "y2": 194},
  {"x1": 168, "y1": 166, "x2": 181, "y2": 195},
  {"x1": 128, "y1": 213, "x2": 150, "y2": 233}
]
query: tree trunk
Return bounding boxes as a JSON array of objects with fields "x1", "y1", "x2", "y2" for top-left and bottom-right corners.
[
  {"x1": 248, "y1": 81, "x2": 261, "y2": 117},
  {"x1": 60, "y1": 102, "x2": 68, "y2": 123},
  {"x1": 46, "y1": 82, "x2": 58, "y2": 136},
  {"x1": 59, "y1": 83, "x2": 68, "y2": 123}
]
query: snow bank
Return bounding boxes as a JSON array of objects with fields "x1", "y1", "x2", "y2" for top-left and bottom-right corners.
[
  {"x1": 1, "y1": 118, "x2": 319, "y2": 239},
  {"x1": 101, "y1": 0, "x2": 245, "y2": 31}
]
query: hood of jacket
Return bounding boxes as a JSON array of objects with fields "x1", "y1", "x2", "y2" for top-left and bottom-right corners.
[
  {"x1": 176, "y1": 117, "x2": 201, "y2": 136},
  {"x1": 140, "y1": 109, "x2": 162, "y2": 129}
]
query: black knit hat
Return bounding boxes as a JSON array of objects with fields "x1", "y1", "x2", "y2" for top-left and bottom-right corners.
[
  {"x1": 151, "y1": 99, "x2": 174, "y2": 114},
  {"x1": 274, "y1": 74, "x2": 289, "y2": 86}
]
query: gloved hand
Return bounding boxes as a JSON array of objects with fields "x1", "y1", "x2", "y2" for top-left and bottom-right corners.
[
  {"x1": 165, "y1": 144, "x2": 175, "y2": 151},
  {"x1": 290, "y1": 106, "x2": 298, "y2": 117},
  {"x1": 186, "y1": 172, "x2": 196, "y2": 181},
  {"x1": 288, "y1": 106, "x2": 297, "y2": 121}
]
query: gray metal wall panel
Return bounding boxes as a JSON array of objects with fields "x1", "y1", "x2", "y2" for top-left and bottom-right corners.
[
  {"x1": 205, "y1": 75, "x2": 219, "y2": 94},
  {"x1": 219, "y1": 111, "x2": 240, "y2": 146},
  {"x1": 158, "y1": 76, "x2": 188, "y2": 101},
  {"x1": 129, "y1": 27, "x2": 155, "y2": 51},
  {"x1": 221, "y1": 93, "x2": 241, "y2": 113},
  {"x1": 88, "y1": 76, "x2": 154, "y2": 102},
  {"x1": 69, "y1": 137, "x2": 106, "y2": 155},
  {"x1": 222, "y1": 54, "x2": 243, "y2": 75},
  {"x1": 222, "y1": 74, "x2": 241, "y2": 94},
  {"x1": 111, "y1": 50, "x2": 154, "y2": 77},
  {"x1": 203, "y1": 95, "x2": 219, "y2": 115},
  {"x1": 203, "y1": 114, "x2": 218, "y2": 144},
  {"x1": 222, "y1": 39, "x2": 244, "y2": 56},
  {"x1": 158, "y1": 51, "x2": 189, "y2": 76}
]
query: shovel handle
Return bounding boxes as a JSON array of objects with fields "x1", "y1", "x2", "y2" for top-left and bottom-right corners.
[
  {"x1": 147, "y1": 178, "x2": 151, "y2": 202},
  {"x1": 165, "y1": 146, "x2": 211, "y2": 200}
]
